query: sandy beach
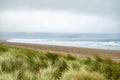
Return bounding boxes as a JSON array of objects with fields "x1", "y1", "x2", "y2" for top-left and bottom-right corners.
[{"x1": 1, "y1": 41, "x2": 120, "y2": 61}]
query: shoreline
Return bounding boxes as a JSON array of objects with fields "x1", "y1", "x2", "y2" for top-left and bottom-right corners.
[{"x1": 1, "y1": 42, "x2": 120, "y2": 61}]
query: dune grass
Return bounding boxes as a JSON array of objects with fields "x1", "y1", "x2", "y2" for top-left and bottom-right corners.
[{"x1": 0, "y1": 44, "x2": 120, "y2": 80}]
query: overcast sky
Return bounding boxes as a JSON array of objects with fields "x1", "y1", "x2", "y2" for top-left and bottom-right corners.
[{"x1": 0, "y1": 0, "x2": 120, "y2": 33}]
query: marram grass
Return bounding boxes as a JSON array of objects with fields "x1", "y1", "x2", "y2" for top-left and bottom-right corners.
[{"x1": 0, "y1": 44, "x2": 120, "y2": 80}]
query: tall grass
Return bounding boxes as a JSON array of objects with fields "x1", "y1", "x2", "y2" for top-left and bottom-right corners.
[{"x1": 0, "y1": 44, "x2": 120, "y2": 80}]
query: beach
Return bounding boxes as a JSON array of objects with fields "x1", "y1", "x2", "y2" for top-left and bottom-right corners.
[{"x1": 2, "y1": 41, "x2": 120, "y2": 61}]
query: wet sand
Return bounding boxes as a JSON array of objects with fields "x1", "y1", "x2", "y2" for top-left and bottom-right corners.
[{"x1": 1, "y1": 42, "x2": 120, "y2": 61}]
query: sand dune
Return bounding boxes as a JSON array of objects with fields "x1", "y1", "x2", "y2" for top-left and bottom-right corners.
[{"x1": 2, "y1": 42, "x2": 120, "y2": 61}]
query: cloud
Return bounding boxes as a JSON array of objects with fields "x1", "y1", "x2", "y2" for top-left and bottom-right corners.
[
  {"x1": 0, "y1": 0, "x2": 120, "y2": 33},
  {"x1": 0, "y1": 0, "x2": 120, "y2": 14},
  {"x1": 0, "y1": 10, "x2": 119, "y2": 33}
]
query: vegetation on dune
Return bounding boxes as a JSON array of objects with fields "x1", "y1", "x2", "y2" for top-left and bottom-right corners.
[{"x1": 0, "y1": 44, "x2": 120, "y2": 80}]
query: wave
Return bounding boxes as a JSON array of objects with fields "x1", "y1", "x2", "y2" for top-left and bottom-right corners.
[{"x1": 7, "y1": 38, "x2": 120, "y2": 50}]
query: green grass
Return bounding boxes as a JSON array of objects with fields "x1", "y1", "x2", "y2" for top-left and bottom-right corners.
[{"x1": 0, "y1": 44, "x2": 120, "y2": 80}]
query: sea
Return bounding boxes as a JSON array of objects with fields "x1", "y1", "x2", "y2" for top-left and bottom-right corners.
[{"x1": 3, "y1": 33, "x2": 120, "y2": 50}]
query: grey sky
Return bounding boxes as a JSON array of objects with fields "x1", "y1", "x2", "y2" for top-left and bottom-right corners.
[{"x1": 0, "y1": 0, "x2": 120, "y2": 33}]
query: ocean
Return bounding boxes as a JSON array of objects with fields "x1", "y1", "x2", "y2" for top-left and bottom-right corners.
[{"x1": 4, "y1": 33, "x2": 120, "y2": 50}]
